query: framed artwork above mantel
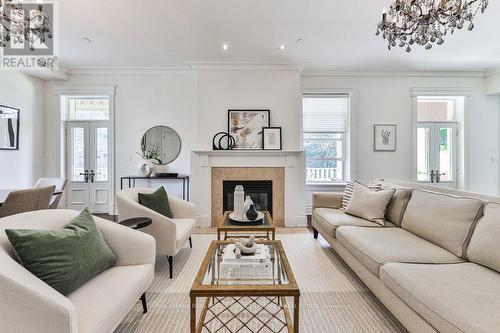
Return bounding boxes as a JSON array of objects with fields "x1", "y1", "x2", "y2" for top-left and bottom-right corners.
[
  {"x1": 228, "y1": 109, "x2": 270, "y2": 149},
  {"x1": 0, "y1": 105, "x2": 20, "y2": 150}
]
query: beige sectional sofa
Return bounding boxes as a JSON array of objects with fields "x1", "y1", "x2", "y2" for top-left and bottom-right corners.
[{"x1": 312, "y1": 179, "x2": 500, "y2": 333}]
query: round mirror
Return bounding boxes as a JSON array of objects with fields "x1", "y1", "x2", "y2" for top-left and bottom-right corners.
[{"x1": 141, "y1": 126, "x2": 181, "y2": 165}]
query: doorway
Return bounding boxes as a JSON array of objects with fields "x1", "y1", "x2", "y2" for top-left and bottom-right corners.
[
  {"x1": 413, "y1": 95, "x2": 465, "y2": 189},
  {"x1": 63, "y1": 97, "x2": 111, "y2": 213}
]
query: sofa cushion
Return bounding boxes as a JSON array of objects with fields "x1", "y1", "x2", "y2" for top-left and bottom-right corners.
[
  {"x1": 313, "y1": 208, "x2": 382, "y2": 238},
  {"x1": 380, "y1": 262, "x2": 500, "y2": 333},
  {"x1": 467, "y1": 202, "x2": 500, "y2": 272},
  {"x1": 336, "y1": 226, "x2": 463, "y2": 276},
  {"x1": 68, "y1": 264, "x2": 153, "y2": 333},
  {"x1": 345, "y1": 182, "x2": 395, "y2": 226},
  {"x1": 385, "y1": 188, "x2": 411, "y2": 226},
  {"x1": 401, "y1": 189, "x2": 483, "y2": 257},
  {"x1": 5, "y1": 209, "x2": 117, "y2": 295}
]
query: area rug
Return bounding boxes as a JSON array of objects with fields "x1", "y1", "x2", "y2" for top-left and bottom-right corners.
[{"x1": 115, "y1": 233, "x2": 406, "y2": 333}]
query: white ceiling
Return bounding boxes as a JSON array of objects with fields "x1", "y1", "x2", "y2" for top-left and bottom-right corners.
[{"x1": 59, "y1": 0, "x2": 500, "y2": 70}]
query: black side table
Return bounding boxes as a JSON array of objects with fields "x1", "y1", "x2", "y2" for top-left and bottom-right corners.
[{"x1": 119, "y1": 217, "x2": 152, "y2": 230}]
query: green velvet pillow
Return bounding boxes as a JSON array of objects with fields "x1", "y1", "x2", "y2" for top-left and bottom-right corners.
[
  {"x1": 138, "y1": 186, "x2": 173, "y2": 218},
  {"x1": 5, "y1": 209, "x2": 116, "y2": 295}
]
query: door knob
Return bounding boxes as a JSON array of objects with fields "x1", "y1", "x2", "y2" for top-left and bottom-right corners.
[
  {"x1": 89, "y1": 170, "x2": 95, "y2": 183},
  {"x1": 79, "y1": 170, "x2": 89, "y2": 183},
  {"x1": 430, "y1": 170, "x2": 435, "y2": 183},
  {"x1": 436, "y1": 170, "x2": 446, "y2": 183}
]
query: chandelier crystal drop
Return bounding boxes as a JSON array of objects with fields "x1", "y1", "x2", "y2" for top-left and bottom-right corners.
[
  {"x1": 0, "y1": 0, "x2": 52, "y2": 50},
  {"x1": 376, "y1": 0, "x2": 489, "y2": 52}
]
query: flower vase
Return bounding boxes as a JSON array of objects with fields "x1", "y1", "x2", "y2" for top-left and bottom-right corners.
[{"x1": 138, "y1": 160, "x2": 155, "y2": 177}]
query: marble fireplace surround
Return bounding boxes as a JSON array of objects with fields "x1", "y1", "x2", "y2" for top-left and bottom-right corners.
[
  {"x1": 212, "y1": 167, "x2": 284, "y2": 227},
  {"x1": 191, "y1": 150, "x2": 306, "y2": 228}
]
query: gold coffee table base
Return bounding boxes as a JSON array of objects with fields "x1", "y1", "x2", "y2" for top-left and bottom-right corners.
[{"x1": 194, "y1": 296, "x2": 297, "y2": 333}]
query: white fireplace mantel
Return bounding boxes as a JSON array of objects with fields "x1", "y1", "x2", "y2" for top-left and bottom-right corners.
[
  {"x1": 190, "y1": 149, "x2": 307, "y2": 228},
  {"x1": 193, "y1": 150, "x2": 303, "y2": 156}
]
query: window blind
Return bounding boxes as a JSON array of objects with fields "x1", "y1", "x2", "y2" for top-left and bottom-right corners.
[{"x1": 302, "y1": 94, "x2": 348, "y2": 133}]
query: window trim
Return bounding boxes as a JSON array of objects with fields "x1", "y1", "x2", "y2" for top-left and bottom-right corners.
[{"x1": 301, "y1": 89, "x2": 357, "y2": 187}]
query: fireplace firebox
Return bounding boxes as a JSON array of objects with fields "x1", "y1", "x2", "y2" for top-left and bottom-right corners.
[{"x1": 223, "y1": 180, "x2": 273, "y2": 217}]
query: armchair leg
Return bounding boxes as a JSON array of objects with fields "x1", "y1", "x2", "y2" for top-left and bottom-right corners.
[
  {"x1": 313, "y1": 228, "x2": 318, "y2": 239},
  {"x1": 140, "y1": 293, "x2": 148, "y2": 314},
  {"x1": 189, "y1": 236, "x2": 193, "y2": 248},
  {"x1": 167, "y1": 256, "x2": 173, "y2": 279}
]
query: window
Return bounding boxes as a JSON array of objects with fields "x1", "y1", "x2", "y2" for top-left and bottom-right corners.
[
  {"x1": 302, "y1": 93, "x2": 349, "y2": 184},
  {"x1": 415, "y1": 96, "x2": 463, "y2": 186},
  {"x1": 67, "y1": 98, "x2": 109, "y2": 120}
]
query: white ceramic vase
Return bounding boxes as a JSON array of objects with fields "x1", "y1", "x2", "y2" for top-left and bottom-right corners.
[
  {"x1": 233, "y1": 185, "x2": 245, "y2": 219},
  {"x1": 138, "y1": 160, "x2": 155, "y2": 177}
]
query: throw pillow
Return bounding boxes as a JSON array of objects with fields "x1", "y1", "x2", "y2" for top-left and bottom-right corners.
[
  {"x1": 341, "y1": 181, "x2": 382, "y2": 210},
  {"x1": 5, "y1": 209, "x2": 116, "y2": 295},
  {"x1": 138, "y1": 186, "x2": 173, "y2": 218},
  {"x1": 345, "y1": 182, "x2": 395, "y2": 226}
]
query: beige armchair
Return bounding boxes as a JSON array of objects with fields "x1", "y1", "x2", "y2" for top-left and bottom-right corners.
[
  {"x1": 0, "y1": 209, "x2": 156, "y2": 333},
  {"x1": 116, "y1": 187, "x2": 197, "y2": 278}
]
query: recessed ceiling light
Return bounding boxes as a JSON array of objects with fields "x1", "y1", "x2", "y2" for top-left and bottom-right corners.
[
  {"x1": 279, "y1": 44, "x2": 286, "y2": 50},
  {"x1": 296, "y1": 38, "x2": 303, "y2": 44},
  {"x1": 82, "y1": 37, "x2": 92, "y2": 43},
  {"x1": 222, "y1": 43, "x2": 230, "y2": 51}
]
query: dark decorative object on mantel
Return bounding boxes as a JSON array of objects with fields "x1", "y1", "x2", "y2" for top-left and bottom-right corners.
[
  {"x1": 0, "y1": 105, "x2": 20, "y2": 150},
  {"x1": 212, "y1": 132, "x2": 236, "y2": 150},
  {"x1": 246, "y1": 204, "x2": 259, "y2": 221}
]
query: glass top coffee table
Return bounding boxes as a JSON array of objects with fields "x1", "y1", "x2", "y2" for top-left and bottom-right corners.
[
  {"x1": 190, "y1": 240, "x2": 300, "y2": 333},
  {"x1": 217, "y1": 211, "x2": 276, "y2": 240}
]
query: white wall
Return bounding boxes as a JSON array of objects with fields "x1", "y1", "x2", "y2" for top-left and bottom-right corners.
[
  {"x1": 302, "y1": 72, "x2": 500, "y2": 210},
  {"x1": 0, "y1": 72, "x2": 46, "y2": 188},
  {"x1": 486, "y1": 71, "x2": 500, "y2": 95},
  {"x1": 194, "y1": 69, "x2": 302, "y2": 150},
  {"x1": 44, "y1": 72, "x2": 196, "y2": 199}
]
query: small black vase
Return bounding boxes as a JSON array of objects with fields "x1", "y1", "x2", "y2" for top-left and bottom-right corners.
[{"x1": 246, "y1": 204, "x2": 258, "y2": 220}]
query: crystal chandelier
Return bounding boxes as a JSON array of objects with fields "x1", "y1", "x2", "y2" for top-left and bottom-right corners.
[
  {"x1": 376, "y1": 0, "x2": 489, "y2": 52},
  {"x1": 0, "y1": 0, "x2": 52, "y2": 50}
]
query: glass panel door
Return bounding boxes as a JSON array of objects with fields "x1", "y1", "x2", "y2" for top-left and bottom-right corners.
[
  {"x1": 416, "y1": 122, "x2": 457, "y2": 187},
  {"x1": 436, "y1": 125, "x2": 457, "y2": 184},
  {"x1": 70, "y1": 127, "x2": 87, "y2": 182}
]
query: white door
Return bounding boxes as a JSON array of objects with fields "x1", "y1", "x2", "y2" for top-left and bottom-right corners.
[
  {"x1": 416, "y1": 122, "x2": 458, "y2": 188},
  {"x1": 66, "y1": 121, "x2": 110, "y2": 213}
]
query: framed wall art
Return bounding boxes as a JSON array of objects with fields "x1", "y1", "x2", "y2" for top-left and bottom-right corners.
[
  {"x1": 0, "y1": 105, "x2": 20, "y2": 150},
  {"x1": 228, "y1": 109, "x2": 270, "y2": 149},
  {"x1": 262, "y1": 127, "x2": 282, "y2": 150},
  {"x1": 374, "y1": 124, "x2": 396, "y2": 151}
]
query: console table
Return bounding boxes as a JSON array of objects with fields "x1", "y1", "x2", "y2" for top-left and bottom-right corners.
[{"x1": 120, "y1": 175, "x2": 190, "y2": 200}]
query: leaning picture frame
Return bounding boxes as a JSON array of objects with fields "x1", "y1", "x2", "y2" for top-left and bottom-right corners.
[
  {"x1": 228, "y1": 109, "x2": 270, "y2": 149},
  {"x1": 0, "y1": 105, "x2": 20, "y2": 150},
  {"x1": 262, "y1": 127, "x2": 282, "y2": 150},
  {"x1": 373, "y1": 124, "x2": 396, "y2": 151}
]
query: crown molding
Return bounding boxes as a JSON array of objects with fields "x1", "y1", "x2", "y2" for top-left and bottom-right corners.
[
  {"x1": 301, "y1": 68, "x2": 487, "y2": 78},
  {"x1": 51, "y1": 85, "x2": 116, "y2": 96},
  {"x1": 187, "y1": 62, "x2": 302, "y2": 71},
  {"x1": 66, "y1": 66, "x2": 194, "y2": 76}
]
